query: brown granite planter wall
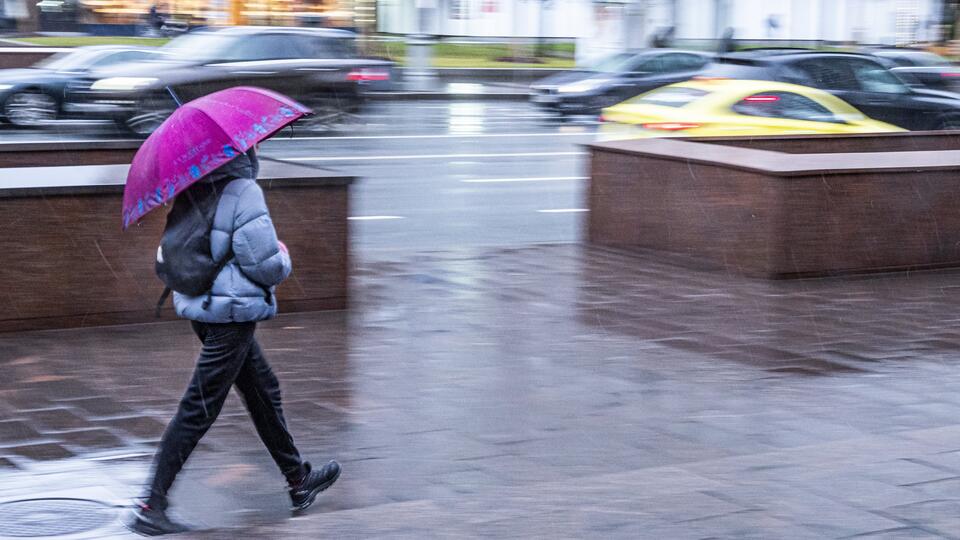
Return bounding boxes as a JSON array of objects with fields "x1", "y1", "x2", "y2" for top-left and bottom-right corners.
[
  {"x1": 587, "y1": 134, "x2": 960, "y2": 278},
  {"x1": 0, "y1": 48, "x2": 67, "y2": 69},
  {"x1": 0, "y1": 141, "x2": 140, "y2": 168},
  {"x1": 0, "y1": 160, "x2": 353, "y2": 332}
]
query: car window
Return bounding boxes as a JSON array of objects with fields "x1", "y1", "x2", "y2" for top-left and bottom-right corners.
[
  {"x1": 634, "y1": 86, "x2": 709, "y2": 107},
  {"x1": 659, "y1": 53, "x2": 707, "y2": 73},
  {"x1": 634, "y1": 56, "x2": 665, "y2": 74},
  {"x1": 585, "y1": 52, "x2": 635, "y2": 73},
  {"x1": 793, "y1": 58, "x2": 858, "y2": 91},
  {"x1": 35, "y1": 50, "x2": 102, "y2": 71},
  {"x1": 311, "y1": 37, "x2": 355, "y2": 59},
  {"x1": 845, "y1": 58, "x2": 909, "y2": 93},
  {"x1": 92, "y1": 50, "x2": 155, "y2": 67},
  {"x1": 702, "y1": 60, "x2": 772, "y2": 80},
  {"x1": 880, "y1": 55, "x2": 913, "y2": 67},
  {"x1": 732, "y1": 92, "x2": 842, "y2": 123},
  {"x1": 217, "y1": 35, "x2": 309, "y2": 62}
]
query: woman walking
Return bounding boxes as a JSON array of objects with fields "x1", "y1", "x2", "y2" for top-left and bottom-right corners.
[{"x1": 120, "y1": 88, "x2": 340, "y2": 536}]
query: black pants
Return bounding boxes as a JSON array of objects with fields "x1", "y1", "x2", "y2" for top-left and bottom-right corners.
[{"x1": 147, "y1": 321, "x2": 304, "y2": 507}]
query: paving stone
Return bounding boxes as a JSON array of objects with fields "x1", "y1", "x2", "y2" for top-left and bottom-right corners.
[
  {"x1": 7, "y1": 442, "x2": 74, "y2": 461},
  {"x1": 26, "y1": 407, "x2": 94, "y2": 432},
  {"x1": 61, "y1": 397, "x2": 136, "y2": 419},
  {"x1": 96, "y1": 416, "x2": 168, "y2": 440},
  {"x1": 0, "y1": 420, "x2": 43, "y2": 445},
  {"x1": 57, "y1": 428, "x2": 125, "y2": 451}
]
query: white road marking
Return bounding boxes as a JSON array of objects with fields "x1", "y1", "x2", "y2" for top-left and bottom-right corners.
[
  {"x1": 289, "y1": 151, "x2": 584, "y2": 162},
  {"x1": 348, "y1": 215, "x2": 406, "y2": 221},
  {"x1": 462, "y1": 176, "x2": 588, "y2": 183},
  {"x1": 537, "y1": 208, "x2": 590, "y2": 213}
]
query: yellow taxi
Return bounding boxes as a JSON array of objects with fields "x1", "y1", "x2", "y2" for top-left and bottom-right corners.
[{"x1": 598, "y1": 78, "x2": 904, "y2": 139}]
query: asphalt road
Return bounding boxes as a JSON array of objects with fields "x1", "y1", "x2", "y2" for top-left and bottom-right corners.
[{"x1": 1, "y1": 100, "x2": 599, "y2": 252}]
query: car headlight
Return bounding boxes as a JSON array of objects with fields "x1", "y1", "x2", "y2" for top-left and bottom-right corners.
[
  {"x1": 90, "y1": 77, "x2": 158, "y2": 91},
  {"x1": 0, "y1": 84, "x2": 15, "y2": 91},
  {"x1": 558, "y1": 79, "x2": 606, "y2": 94}
]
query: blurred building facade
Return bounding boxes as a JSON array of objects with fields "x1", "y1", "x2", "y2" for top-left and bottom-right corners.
[
  {"x1": 8, "y1": 0, "x2": 946, "y2": 50},
  {"x1": 378, "y1": 0, "x2": 945, "y2": 59},
  {"x1": 22, "y1": 0, "x2": 363, "y2": 33}
]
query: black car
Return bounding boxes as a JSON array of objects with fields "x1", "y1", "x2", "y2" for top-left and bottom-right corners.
[
  {"x1": 706, "y1": 50, "x2": 960, "y2": 130},
  {"x1": 529, "y1": 49, "x2": 712, "y2": 115},
  {"x1": 0, "y1": 46, "x2": 161, "y2": 127},
  {"x1": 64, "y1": 26, "x2": 394, "y2": 136},
  {"x1": 863, "y1": 47, "x2": 960, "y2": 93}
]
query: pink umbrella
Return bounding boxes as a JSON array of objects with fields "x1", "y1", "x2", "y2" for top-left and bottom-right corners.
[{"x1": 122, "y1": 86, "x2": 311, "y2": 229}]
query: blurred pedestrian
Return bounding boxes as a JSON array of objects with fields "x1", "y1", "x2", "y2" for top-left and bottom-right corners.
[
  {"x1": 125, "y1": 146, "x2": 341, "y2": 536},
  {"x1": 147, "y1": 4, "x2": 164, "y2": 36}
]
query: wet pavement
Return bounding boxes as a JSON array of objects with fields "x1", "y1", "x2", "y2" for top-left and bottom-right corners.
[{"x1": 3, "y1": 244, "x2": 960, "y2": 538}]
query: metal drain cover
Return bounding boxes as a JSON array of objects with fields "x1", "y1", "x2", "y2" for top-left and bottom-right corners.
[{"x1": 0, "y1": 498, "x2": 116, "y2": 537}]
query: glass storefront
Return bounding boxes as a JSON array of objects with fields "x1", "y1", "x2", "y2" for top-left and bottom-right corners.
[{"x1": 73, "y1": 0, "x2": 362, "y2": 29}]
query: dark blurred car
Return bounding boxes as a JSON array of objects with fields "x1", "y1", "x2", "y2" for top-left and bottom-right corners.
[
  {"x1": 862, "y1": 47, "x2": 960, "y2": 93},
  {"x1": 64, "y1": 26, "x2": 394, "y2": 136},
  {"x1": 529, "y1": 49, "x2": 712, "y2": 115},
  {"x1": 0, "y1": 46, "x2": 161, "y2": 127},
  {"x1": 705, "y1": 50, "x2": 960, "y2": 130}
]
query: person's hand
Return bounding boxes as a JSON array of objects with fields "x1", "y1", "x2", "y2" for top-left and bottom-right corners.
[{"x1": 278, "y1": 240, "x2": 288, "y2": 254}]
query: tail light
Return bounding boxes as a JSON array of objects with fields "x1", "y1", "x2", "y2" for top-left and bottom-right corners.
[
  {"x1": 941, "y1": 72, "x2": 960, "y2": 78},
  {"x1": 743, "y1": 95, "x2": 780, "y2": 102},
  {"x1": 347, "y1": 69, "x2": 390, "y2": 82},
  {"x1": 642, "y1": 122, "x2": 701, "y2": 131}
]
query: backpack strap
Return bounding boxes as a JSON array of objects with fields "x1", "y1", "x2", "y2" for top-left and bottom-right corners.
[
  {"x1": 155, "y1": 287, "x2": 172, "y2": 318},
  {"x1": 202, "y1": 245, "x2": 235, "y2": 311},
  {"x1": 197, "y1": 245, "x2": 273, "y2": 310}
]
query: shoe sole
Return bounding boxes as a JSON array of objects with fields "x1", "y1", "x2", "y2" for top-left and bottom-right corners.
[
  {"x1": 123, "y1": 516, "x2": 181, "y2": 537},
  {"x1": 291, "y1": 467, "x2": 341, "y2": 513}
]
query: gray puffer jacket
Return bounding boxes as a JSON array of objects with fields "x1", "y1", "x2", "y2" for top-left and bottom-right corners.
[{"x1": 171, "y1": 150, "x2": 292, "y2": 323}]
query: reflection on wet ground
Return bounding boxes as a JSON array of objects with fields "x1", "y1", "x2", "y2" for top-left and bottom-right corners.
[{"x1": 3, "y1": 244, "x2": 960, "y2": 537}]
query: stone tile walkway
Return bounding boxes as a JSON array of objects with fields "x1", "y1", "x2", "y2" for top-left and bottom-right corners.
[{"x1": 2, "y1": 244, "x2": 960, "y2": 538}]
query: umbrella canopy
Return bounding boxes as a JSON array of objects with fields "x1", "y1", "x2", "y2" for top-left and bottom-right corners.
[{"x1": 122, "y1": 86, "x2": 310, "y2": 229}]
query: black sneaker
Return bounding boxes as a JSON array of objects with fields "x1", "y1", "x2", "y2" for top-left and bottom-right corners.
[
  {"x1": 289, "y1": 460, "x2": 341, "y2": 512},
  {"x1": 123, "y1": 501, "x2": 191, "y2": 536}
]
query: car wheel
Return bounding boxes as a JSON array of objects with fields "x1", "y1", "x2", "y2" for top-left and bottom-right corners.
[
  {"x1": 3, "y1": 91, "x2": 57, "y2": 127},
  {"x1": 124, "y1": 93, "x2": 177, "y2": 137}
]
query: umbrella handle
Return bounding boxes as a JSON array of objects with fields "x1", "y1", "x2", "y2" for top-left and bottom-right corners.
[{"x1": 166, "y1": 86, "x2": 183, "y2": 107}]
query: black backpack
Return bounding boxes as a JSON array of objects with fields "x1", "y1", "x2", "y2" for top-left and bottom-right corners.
[{"x1": 155, "y1": 179, "x2": 233, "y2": 316}]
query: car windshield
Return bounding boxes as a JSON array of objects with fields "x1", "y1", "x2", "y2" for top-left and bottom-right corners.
[
  {"x1": 163, "y1": 32, "x2": 318, "y2": 62},
  {"x1": 632, "y1": 87, "x2": 710, "y2": 107},
  {"x1": 34, "y1": 50, "x2": 103, "y2": 71},
  {"x1": 585, "y1": 53, "x2": 638, "y2": 73},
  {"x1": 161, "y1": 33, "x2": 233, "y2": 62}
]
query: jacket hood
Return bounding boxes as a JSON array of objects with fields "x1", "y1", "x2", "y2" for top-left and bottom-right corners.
[{"x1": 202, "y1": 148, "x2": 259, "y2": 184}]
